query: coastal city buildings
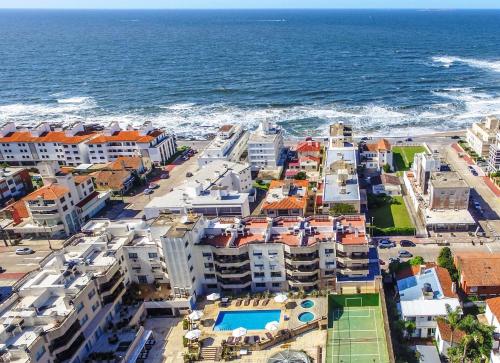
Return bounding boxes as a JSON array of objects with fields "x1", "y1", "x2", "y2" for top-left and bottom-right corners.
[
  {"x1": 144, "y1": 161, "x2": 254, "y2": 219},
  {"x1": 396, "y1": 264, "x2": 460, "y2": 338},
  {"x1": 466, "y1": 116, "x2": 500, "y2": 159},
  {"x1": 197, "y1": 124, "x2": 248, "y2": 167},
  {"x1": 484, "y1": 297, "x2": 500, "y2": 363},
  {"x1": 0, "y1": 167, "x2": 33, "y2": 205},
  {"x1": 247, "y1": 121, "x2": 285, "y2": 172},
  {"x1": 3, "y1": 162, "x2": 110, "y2": 237},
  {"x1": 359, "y1": 138, "x2": 393, "y2": 172},
  {"x1": 261, "y1": 179, "x2": 309, "y2": 217},
  {"x1": 488, "y1": 131, "x2": 500, "y2": 172}
]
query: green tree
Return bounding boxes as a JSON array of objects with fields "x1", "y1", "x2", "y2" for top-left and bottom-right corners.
[
  {"x1": 403, "y1": 320, "x2": 416, "y2": 339},
  {"x1": 409, "y1": 256, "x2": 424, "y2": 266},
  {"x1": 437, "y1": 247, "x2": 459, "y2": 282},
  {"x1": 382, "y1": 163, "x2": 392, "y2": 173},
  {"x1": 294, "y1": 171, "x2": 307, "y2": 180},
  {"x1": 329, "y1": 203, "x2": 357, "y2": 215},
  {"x1": 442, "y1": 305, "x2": 462, "y2": 349}
]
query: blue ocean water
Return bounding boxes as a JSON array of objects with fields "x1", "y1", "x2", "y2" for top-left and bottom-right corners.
[{"x1": 0, "y1": 9, "x2": 499, "y2": 138}]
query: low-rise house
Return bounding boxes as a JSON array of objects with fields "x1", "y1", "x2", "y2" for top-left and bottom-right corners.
[
  {"x1": 295, "y1": 138, "x2": 321, "y2": 159},
  {"x1": 435, "y1": 320, "x2": 466, "y2": 357},
  {"x1": 396, "y1": 264, "x2": 460, "y2": 338},
  {"x1": 144, "y1": 161, "x2": 253, "y2": 219},
  {"x1": 106, "y1": 156, "x2": 147, "y2": 174},
  {"x1": 0, "y1": 167, "x2": 33, "y2": 205},
  {"x1": 466, "y1": 116, "x2": 500, "y2": 159},
  {"x1": 454, "y1": 253, "x2": 500, "y2": 297},
  {"x1": 262, "y1": 180, "x2": 309, "y2": 217},
  {"x1": 360, "y1": 138, "x2": 393, "y2": 171},
  {"x1": 289, "y1": 156, "x2": 321, "y2": 172},
  {"x1": 371, "y1": 174, "x2": 401, "y2": 196},
  {"x1": 485, "y1": 297, "x2": 500, "y2": 363},
  {"x1": 92, "y1": 169, "x2": 135, "y2": 194}
]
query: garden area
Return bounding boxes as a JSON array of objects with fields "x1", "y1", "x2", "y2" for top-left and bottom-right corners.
[
  {"x1": 368, "y1": 194, "x2": 415, "y2": 236},
  {"x1": 458, "y1": 140, "x2": 486, "y2": 163},
  {"x1": 392, "y1": 145, "x2": 426, "y2": 171}
]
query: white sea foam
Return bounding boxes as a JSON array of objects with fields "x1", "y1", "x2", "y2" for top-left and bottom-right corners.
[
  {"x1": 433, "y1": 56, "x2": 500, "y2": 73},
  {"x1": 57, "y1": 96, "x2": 92, "y2": 104}
]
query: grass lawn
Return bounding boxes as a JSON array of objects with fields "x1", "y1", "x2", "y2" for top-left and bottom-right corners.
[
  {"x1": 369, "y1": 196, "x2": 413, "y2": 229},
  {"x1": 392, "y1": 146, "x2": 426, "y2": 171}
]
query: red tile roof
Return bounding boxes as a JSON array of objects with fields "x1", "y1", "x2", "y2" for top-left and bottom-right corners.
[
  {"x1": 23, "y1": 184, "x2": 69, "y2": 201},
  {"x1": 436, "y1": 320, "x2": 466, "y2": 343},
  {"x1": 455, "y1": 253, "x2": 500, "y2": 287},
  {"x1": 107, "y1": 156, "x2": 143, "y2": 171},
  {"x1": 218, "y1": 125, "x2": 234, "y2": 132},
  {"x1": 88, "y1": 130, "x2": 161, "y2": 144},
  {"x1": 366, "y1": 138, "x2": 391, "y2": 151},
  {"x1": 0, "y1": 131, "x2": 95, "y2": 144},
  {"x1": 73, "y1": 175, "x2": 92, "y2": 185},
  {"x1": 295, "y1": 140, "x2": 321, "y2": 153},
  {"x1": 486, "y1": 297, "x2": 500, "y2": 320}
]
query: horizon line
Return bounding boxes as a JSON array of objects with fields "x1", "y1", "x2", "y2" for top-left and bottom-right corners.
[{"x1": 1, "y1": 7, "x2": 500, "y2": 10}]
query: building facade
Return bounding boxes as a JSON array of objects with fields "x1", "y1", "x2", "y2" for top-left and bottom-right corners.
[
  {"x1": 247, "y1": 121, "x2": 285, "y2": 171},
  {"x1": 466, "y1": 116, "x2": 500, "y2": 158},
  {"x1": 197, "y1": 125, "x2": 248, "y2": 167}
]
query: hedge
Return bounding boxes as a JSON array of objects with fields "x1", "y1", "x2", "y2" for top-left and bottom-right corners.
[{"x1": 372, "y1": 226, "x2": 415, "y2": 236}]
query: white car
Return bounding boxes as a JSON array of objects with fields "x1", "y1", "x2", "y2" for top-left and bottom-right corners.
[
  {"x1": 378, "y1": 240, "x2": 394, "y2": 249},
  {"x1": 16, "y1": 247, "x2": 34, "y2": 255}
]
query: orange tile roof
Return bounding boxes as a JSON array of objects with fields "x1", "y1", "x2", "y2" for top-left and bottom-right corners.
[
  {"x1": 295, "y1": 140, "x2": 321, "y2": 153},
  {"x1": 11, "y1": 200, "x2": 29, "y2": 219},
  {"x1": 107, "y1": 156, "x2": 143, "y2": 171},
  {"x1": 269, "y1": 179, "x2": 309, "y2": 189},
  {"x1": 436, "y1": 320, "x2": 466, "y2": 343},
  {"x1": 23, "y1": 184, "x2": 69, "y2": 201},
  {"x1": 299, "y1": 156, "x2": 321, "y2": 163},
  {"x1": 87, "y1": 130, "x2": 160, "y2": 144},
  {"x1": 486, "y1": 297, "x2": 500, "y2": 320},
  {"x1": 262, "y1": 196, "x2": 307, "y2": 211},
  {"x1": 366, "y1": 138, "x2": 391, "y2": 151},
  {"x1": 455, "y1": 253, "x2": 500, "y2": 287},
  {"x1": 92, "y1": 170, "x2": 132, "y2": 190},
  {"x1": 73, "y1": 175, "x2": 92, "y2": 185},
  {"x1": 219, "y1": 125, "x2": 234, "y2": 132},
  {"x1": 0, "y1": 131, "x2": 96, "y2": 144}
]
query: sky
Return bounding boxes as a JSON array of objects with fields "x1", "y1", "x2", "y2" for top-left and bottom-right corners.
[{"x1": 0, "y1": 0, "x2": 499, "y2": 9}]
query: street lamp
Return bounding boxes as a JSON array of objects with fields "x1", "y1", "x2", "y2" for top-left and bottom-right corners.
[{"x1": 42, "y1": 220, "x2": 53, "y2": 251}]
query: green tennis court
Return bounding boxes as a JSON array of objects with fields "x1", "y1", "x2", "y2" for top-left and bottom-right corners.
[{"x1": 327, "y1": 294, "x2": 390, "y2": 363}]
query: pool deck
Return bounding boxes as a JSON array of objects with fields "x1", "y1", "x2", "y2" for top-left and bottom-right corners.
[{"x1": 158, "y1": 297, "x2": 327, "y2": 362}]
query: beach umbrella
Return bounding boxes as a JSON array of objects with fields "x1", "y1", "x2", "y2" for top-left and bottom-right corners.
[
  {"x1": 265, "y1": 321, "x2": 280, "y2": 332},
  {"x1": 185, "y1": 329, "x2": 202, "y2": 340},
  {"x1": 206, "y1": 293, "x2": 221, "y2": 301},
  {"x1": 274, "y1": 293, "x2": 288, "y2": 303},
  {"x1": 188, "y1": 310, "x2": 204, "y2": 321},
  {"x1": 232, "y1": 327, "x2": 247, "y2": 338}
]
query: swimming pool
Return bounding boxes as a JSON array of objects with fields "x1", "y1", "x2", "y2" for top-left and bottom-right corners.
[
  {"x1": 298, "y1": 312, "x2": 315, "y2": 323},
  {"x1": 300, "y1": 300, "x2": 315, "y2": 309},
  {"x1": 213, "y1": 310, "x2": 281, "y2": 331}
]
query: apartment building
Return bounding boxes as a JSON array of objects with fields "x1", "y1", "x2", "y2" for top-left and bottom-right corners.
[
  {"x1": 454, "y1": 253, "x2": 500, "y2": 297},
  {"x1": 87, "y1": 121, "x2": 176, "y2": 166},
  {"x1": 0, "y1": 167, "x2": 33, "y2": 205},
  {"x1": 0, "y1": 217, "x2": 169, "y2": 363},
  {"x1": 488, "y1": 132, "x2": 500, "y2": 172},
  {"x1": 5, "y1": 162, "x2": 110, "y2": 237},
  {"x1": 397, "y1": 264, "x2": 460, "y2": 338},
  {"x1": 466, "y1": 116, "x2": 500, "y2": 158},
  {"x1": 328, "y1": 122, "x2": 353, "y2": 148},
  {"x1": 429, "y1": 172, "x2": 470, "y2": 210},
  {"x1": 413, "y1": 151, "x2": 441, "y2": 194},
  {"x1": 197, "y1": 124, "x2": 248, "y2": 167},
  {"x1": 0, "y1": 122, "x2": 97, "y2": 166},
  {"x1": 359, "y1": 139, "x2": 393, "y2": 171},
  {"x1": 262, "y1": 179, "x2": 309, "y2": 217},
  {"x1": 247, "y1": 121, "x2": 285, "y2": 171},
  {"x1": 144, "y1": 161, "x2": 253, "y2": 219},
  {"x1": 152, "y1": 213, "x2": 369, "y2": 299}
]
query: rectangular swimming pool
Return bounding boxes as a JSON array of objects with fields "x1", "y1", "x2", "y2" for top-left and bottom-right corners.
[{"x1": 213, "y1": 310, "x2": 281, "y2": 331}]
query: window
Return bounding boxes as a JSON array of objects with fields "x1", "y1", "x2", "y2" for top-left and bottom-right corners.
[
  {"x1": 272, "y1": 282, "x2": 281, "y2": 287},
  {"x1": 271, "y1": 272, "x2": 281, "y2": 278},
  {"x1": 202, "y1": 252, "x2": 212, "y2": 258},
  {"x1": 187, "y1": 254, "x2": 191, "y2": 261},
  {"x1": 92, "y1": 301, "x2": 100, "y2": 312},
  {"x1": 148, "y1": 252, "x2": 158, "y2": 258},
  {"x1": 191, "y1": 276, "x2": 196, "y2": 283},
  {"x1": 256, "y1": 283, "x2": 266, "y2": 288},
  {"x1": 88, "y1": 289, "x2": 96, "y2": 300},
  {"x1": 204, "y1": 273, "x2": 216, "y2": 280},
  {"x1": 325, "y1": 249, "x2": 334, "y2": 254},
  {"x1": 138, "y1": 275, "x2": 148, "y2": 284},
  {"x1": 80, "y1": 314, "x2": 89, "y2": 326},
  {"x1": 35, "y1": 346, "x2": 46, "y2": 361},
  {"x1": 76, "y1": 301, "x2": 84, "y2": 313},
  {"x1": 128, "y1": 253, "x2": 138, "y2": 259},
  {"x1": 254, "y1": 272, "x2": 265, "y2": 278}
]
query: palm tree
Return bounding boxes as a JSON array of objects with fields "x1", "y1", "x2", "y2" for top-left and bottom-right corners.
[
  {"x1": 461, "y1": 331, "x2": 483, "y2": 363},
  {"x1": 404, "y1": 320, "x2": 416, "y2": 339},
  {"x1": 443, "y1": 305, "x2": 461, "y2": 348}
]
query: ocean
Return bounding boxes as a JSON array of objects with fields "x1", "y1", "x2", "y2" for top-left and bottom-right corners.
[{"x1": 0, "y1": 9, "x2": 499, "y2": 139}]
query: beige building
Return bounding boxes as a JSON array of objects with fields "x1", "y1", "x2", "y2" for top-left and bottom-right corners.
[
  {"x1": 466, "y1": 116, "x2": 500, "y2": 158},
  {"x1": 429, "y1": 172, "x2": 470, "y2": 210}
]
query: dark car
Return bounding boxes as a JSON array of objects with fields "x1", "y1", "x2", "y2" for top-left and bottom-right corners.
[
  {"x1": 399, "y1": 240, "x2": 416, "y2": 247},
  {"x1": 451, "y1": 135, "x2": 461, "y2": 139}
]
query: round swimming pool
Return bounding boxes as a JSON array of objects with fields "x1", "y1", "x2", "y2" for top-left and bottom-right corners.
[
  {"x1": 300, "y1": 300, "x2": 315, "y2": 309},
  {"x1": 298, "y1": 312, "x2": 315, "y2": 323}
]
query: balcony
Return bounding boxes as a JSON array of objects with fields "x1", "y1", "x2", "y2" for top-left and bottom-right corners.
[
  {"x1": 285, "y1": 263, "x2": 319, "y2": 275},
  {"x1": 54, "y1": 333, "x2": 85, "y2": 362},
  {"x1": 49, "y1": 320, "x2": 82, "y2": 352},
  {"x1": 214, "y1": 253, "x2": 249, "y2": 265},
  {"x1": 102, "y1": 282, "x2": 125, "y2": 305},
  {"x1": 216, "y1": 264, "x2": 251, "y2": 277},
  {"x1": 99, "y1": 270, "x2": 123, "y2": 293},
  {"x1": 286, "y1": 273, "x2": 319, "y2": 284},
  {"x1": 217, "y1": 275, "x2": 252, "y2": 286},
  {"x1": 285, "y1": 252, "x2": 319, "y2": 264}
]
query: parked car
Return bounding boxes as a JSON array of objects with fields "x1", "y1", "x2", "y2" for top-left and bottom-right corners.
[
  {"x1": 143, "y1": 188, "x2": 154, "y2": 195},
  {"x1": 405, "y1": 137, "x2": 413, "y2": 142},
  {"x1": 149, "y1": 182, "x2": 159, "y2": 189},
  {"x1": 16, "y1": 247, "x2": 34, "y2": 255},
  {"x1": 399, "y1": 239, "x2": 416, "y2": 247},
  {"x1": 471, "y1": 169, "x2": 478, "y2": 176},
  {"x1": 186, "y1": 172, "x2": 193, "y2": 177},
  {"x1": 398, "y1": 250, "x2": 413, "y2": 258},
  {"x1": 378, "y1": 239, "x2": 395, "y2": 249},
  {"x1": 160, "y1": 173, "x2": 169, "y2": 179},
  {"x1": 389, "y1": 257, "x2": 400, "y2": 264},
  {"x1": 451, "y1": 135, "x2": 461, "y2": 139},
  {"x1": 0, "y1": 266, "x2": 5, "y2": 273}
]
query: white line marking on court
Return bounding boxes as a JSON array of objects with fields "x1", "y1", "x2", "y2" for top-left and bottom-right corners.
[{"x1": 335, "y1": 329, "x2": 377, "y2": 333}]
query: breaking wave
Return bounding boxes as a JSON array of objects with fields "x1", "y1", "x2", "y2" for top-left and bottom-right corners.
[{"x1": 433, "y1": 56, "x2": 500, "y2": 73}]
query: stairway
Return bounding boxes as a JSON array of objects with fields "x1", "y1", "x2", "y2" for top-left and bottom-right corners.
[{"x1": 200, "y1": 347, "x2": 219, "y2": 361}]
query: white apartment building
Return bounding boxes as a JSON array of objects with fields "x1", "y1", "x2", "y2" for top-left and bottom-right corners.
[
  {"x1": 397, "y1": 265, "x2": 461, "y2": 339},
  {"x1": 488, "y1": 132, "x2": 500, "y2": 172},
  {"x1": 466, "y1": 116, "x2": 500, "y2": 158},
  {"x1": 359, "y1": 139, "x2": 393, "y2": 171},
  {"x1": 197, "y1": 124, "x2": 248, "y2": 167},
  {"x1": 5, "y1": 162, "x2": 110, "y2": 237},
  {"x1": 87, "y1": 122, "x2": 176, "y2": 166},
  {"x1": 0, "y1": 167, "x2": 33, "y2": 205},
  {"x1": 152, "y1": 213, "x2": 370, "y2": 298},
  {"x1": 0, "y1": 217, "x2": 171, "y2": 363},
  {"x1": 0, "y1": 122, "x2": 96, "y2": 167},
  {"x1": 144, "y1": 161, "x2": 253, "y2": 219},
  {"x1": 247, "y1": 121, "x2": 285, "y2": 171}
]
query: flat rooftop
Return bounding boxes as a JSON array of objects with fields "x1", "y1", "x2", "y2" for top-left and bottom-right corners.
[
  {"x1": 424, "y1": 208, "x2": 475, "y2": 226},
  {"x1": 430, "y1": 171, "x2": 469, "y2": 189}
]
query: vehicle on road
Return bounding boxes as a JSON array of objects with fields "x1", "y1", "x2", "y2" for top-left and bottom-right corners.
[
  {"x1": 405, "y1": 137, "x2": 413, "y2": 141},
  {"x1": 470, "y1": 169, "x2": 478, "y2": 176},
  {"x1": 378, "y1": 239, "x2": 395, "y2": 248},
  {"x1": 160, "y1": 173, "x2": 169, "y2": 179},
  {"x1": 378, "y1": 259, "x2": 386, "y2": 266},
  {"x1": 389, "y1": 257, "x2": 400, "y2": 264},
  {"x1": 16, "y1": 247, "x2": 34, "y2": 255},
  {"x1": 0, "y1": 266, "x2": 5, "y2": 273},
  {"x1": 143, "y1": 188, "x2": 154, "y2": 195},
  {"x1": 451, "y1": 135, "x2": 461, "y2": 139},
  {"x1": 399, "y1": 239, "x2": 416, "y2": 247},
  {"x1": 149, "y1": 182, "x2": 159, "y2": 189},
  {"x1": 186, "y1": 172, "x2": 193, "y2": 177},
  {"x1": 398, "y1": 250, "x2": 413, "y2": 258}
]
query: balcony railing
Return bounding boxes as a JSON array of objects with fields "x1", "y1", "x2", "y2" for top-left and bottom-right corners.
[
  {"x1": 54, "y1": 333, "x2": 85, "y2": 362},
  {"x1": 285, "y1": 263, "x2": 319, "y2": 273},
  {"x1": 99, "y1": 271, "x2": 123, "y2": 292},
  {"x1": 49, "y1": 320, "x2": 82, "y2": 352},
  {"x1": 214, "y1": 253, "x2": 249, "y2": 264},
  {"x1": 102, "y1": 282, "x2": 125, "y2": 305}
]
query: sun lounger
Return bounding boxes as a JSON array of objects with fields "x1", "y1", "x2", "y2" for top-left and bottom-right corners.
[
  {"x1": 244, "y1": 298, "x2": 250, "y2": 306},
  {"x1": 252, "y1": 298, "x2": 260, "y2": 306},
  {"x1": 235, "y1": 299, "x2": 242, "y2": 307},
  {"x1": 262, "y1": 298, "x2": 269, "y2": 306},
  {"x1": 265, "y1": 332, "x2": 273, "y2": 340},
  {"x1": 235, "y1": 337, "x2": 242, "y2": 344},
  {"x1": 227, "y1": 337, "x2": 235, "y2": 345}
]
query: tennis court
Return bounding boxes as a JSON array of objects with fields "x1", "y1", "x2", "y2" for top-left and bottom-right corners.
[{"x1": 327, "y1": 294, "x2": 390, "y2": 363}]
